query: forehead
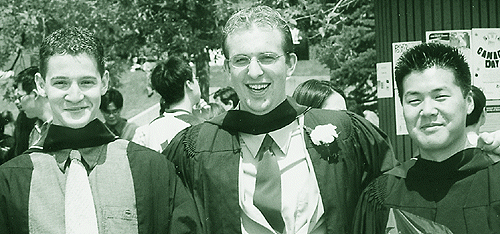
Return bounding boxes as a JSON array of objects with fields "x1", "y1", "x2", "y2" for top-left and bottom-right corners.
[
  {"x1": 225, "y1": 26, "x2": 284, "y2": 56},
  {"x1": 45, "y1": 53, "x2": 100, "y2": 79},
  {"x1": 106, "y1": 102, "x2": 118, "y2": 110},
  {"x1": 402, "y1": 67, "x2": 459, "y2": 93}
]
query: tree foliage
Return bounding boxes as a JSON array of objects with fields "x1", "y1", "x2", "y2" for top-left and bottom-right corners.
[
  {"x1": 0, "y1": 0, "x2": 233, "y2": 100},
  {"x1": 1, "y1": 0, "x2": 376, "y2": 106},
  {"x1": 280, "y1": 0, "x2": 377, "y2": 110}
]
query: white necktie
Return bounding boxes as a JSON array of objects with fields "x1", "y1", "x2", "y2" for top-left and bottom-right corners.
[{"x1": 65, "y1": 150, "x2": 99, "y2": 234}]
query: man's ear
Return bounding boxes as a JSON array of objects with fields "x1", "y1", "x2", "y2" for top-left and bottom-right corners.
[
  {"x1": 466, "y1": 91, "x2": 474, "y2": 115},
  {"x1": 223, "y1": 60, "x2": 232, "y2": 81},
  {"x1": 34, "y1": 73, "x2": 47, "y2": 97},
  {"x1": 101, "y1": 70, "x2": 110, "y2": 95},
  {"x1": 286, "y1": 53, "x2": 298, "y2": 78},
  {"x1": 185, "y1": 79, "x2": 196, "y2": 91}
]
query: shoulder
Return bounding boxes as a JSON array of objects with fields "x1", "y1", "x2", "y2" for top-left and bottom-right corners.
[
  {"x1": 0, "y1": 153, "x2": 34, "y2": 170},
  {"x1": 303, "y1": 109, "x2": 355, "y2": 139},
  {"x1": 172, "y1": 121, "x2": 234, "y2": 157}
]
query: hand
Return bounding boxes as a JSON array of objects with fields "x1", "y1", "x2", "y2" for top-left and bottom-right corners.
[
  {"x1": 477, "y1": 130, "x2": 500, "y2": 155},
  {"x1": 194, "y1": 99, "x2": 210, "y2": 111}
]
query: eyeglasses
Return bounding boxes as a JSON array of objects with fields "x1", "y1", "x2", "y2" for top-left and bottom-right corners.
[
  {"x1": 228, "y1": 53, "x2": 285, "y2": 68},
  {"x1": 102, "y1": 108, "x2": 121, "y2": 116}
]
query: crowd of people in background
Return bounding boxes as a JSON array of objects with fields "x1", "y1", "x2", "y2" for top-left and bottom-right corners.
[{"x1": 1, "y1": 5, "x2": 500, "y2": 234}]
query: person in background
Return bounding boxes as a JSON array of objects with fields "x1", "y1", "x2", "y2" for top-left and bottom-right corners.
[
  {"x1": 465, "y1": 85, "x2": 487, "y2": 145},
  {"x1": 100, "y1": 88, "x2": 138, "y2": 140},
  {"x1": 3, "y1": 112, "x2": 36, "y2": 165},
  {"x1": 353, "y1": 43, "x2": 500, "y2": 234},
  {"x1": 132, "y1": 56, "x2": 204, "y2": 152},
  {"x1": 0, "y1": 111, "x2": 15, "y2": 164},
  {"x1": 195, "y1": 102, "x2": 226, "y2": 121},
  {"x1": 163, "y1": 6, "x2": 400, "y2": 233},
  {"x1": 292, "y1": 79, "x2": 347, "y2": 110},
  {"x1": 213, "y1": 86, "x2": 239, "y2": 111},
  {"x1": 12, "y1": 66, "x2": 53, "y2": 147},
  {"x1": 0, "y1": 26, "x2": 200, "y2": 233}
]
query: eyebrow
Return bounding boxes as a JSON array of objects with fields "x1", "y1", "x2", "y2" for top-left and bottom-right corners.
[{"x1": 404, "y1": 87, "x2": 447, "y2": 97}]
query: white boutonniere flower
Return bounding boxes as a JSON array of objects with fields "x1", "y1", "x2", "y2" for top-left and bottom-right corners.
[
  {"x1": 304, "y1": 124, "x2": 341, "y2": 163},
  {"x1": 309, "y1": 124, "x2": 339, "y2": 146}
]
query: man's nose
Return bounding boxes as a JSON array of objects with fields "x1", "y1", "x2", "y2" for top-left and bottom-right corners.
[
  {"x1": 247, "y1": 58, "x2": 264, "y2": 79},
  {"x1": 420, "y1": 98, "x2": 438, "y2": 116},
  {"x1": 65, "y1": 82, "x2": 84, "y2": 102}
]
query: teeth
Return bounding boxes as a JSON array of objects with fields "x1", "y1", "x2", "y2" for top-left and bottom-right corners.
[{"x1": 247, "y1": 84, "x2": 270, "y2": 90}]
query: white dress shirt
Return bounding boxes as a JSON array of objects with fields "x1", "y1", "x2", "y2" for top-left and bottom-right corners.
[{"x1": 239, "y1": 116, "x2": 325, "y2": 234}]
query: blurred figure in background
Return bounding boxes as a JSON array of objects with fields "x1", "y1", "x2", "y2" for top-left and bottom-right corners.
[
  {"x1": 12, "y1": 66, "x2": 52, "y2": 147},
  {"x1": 0, "y1": 111, "x2": 15, "y2": 164},
  {"x1": 292, "y1": 79, "x2": 347, "y2": 110},
  {"x1": 132, "y1": 56, "x2": 204, "y2": 152},
  {"x1": 3, "y1": 111, "x2": 36, "y2": 164},
  {"x1": 195, "y1": 102, "x2": 226, "y2": 121},
  {"x1": 465, "y1": 85, "x2": 487, "y2": 144},
  {"x1": 213, "y1": 86, "x2": 239, "y2": 111},
  {"x1": 100, "y1": 88, "x2": 138, "y2": 140}
]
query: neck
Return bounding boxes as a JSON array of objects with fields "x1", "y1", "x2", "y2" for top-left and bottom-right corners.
[
  {"x1": 38, "y1": 99, "x2": 52, "y2": 123},
  {"x1": 419, "y1": 135, "x2": 468, "y2": 162},
  {"x1": 168, "y1": 97, "x2": 193, "y2": 114}
]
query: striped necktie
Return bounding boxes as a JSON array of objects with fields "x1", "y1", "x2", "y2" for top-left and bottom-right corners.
[
  {"x1": 253, "y1": 134, "x2": 285, "y2": 232},
  {"x1": 65, "y1": 150, "x2": 99, "y2": 233}
]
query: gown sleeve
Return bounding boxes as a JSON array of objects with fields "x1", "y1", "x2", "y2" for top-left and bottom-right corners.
[
  {"x1": 347, "y1": 112, "x2": 399, "y2": 186},
  {"x1": 353, "y1": 174, "x2": 391, "y2": 234}
]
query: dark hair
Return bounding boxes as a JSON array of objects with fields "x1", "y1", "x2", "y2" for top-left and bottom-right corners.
[
  {"x1": 150, "y1": 56, "x2": 193, "y2": 108},
  {"x1": 3, "y1": 111, "x2": 37, "y2": 163},
  {"x1": 14, "y1": 66, "x2": 39, "y2": 94},
  {"x1": 213, "y1": 86, "x2": 239, "y2": 108},
  {"x1": 0, "y1": 111, "x2": 14, "y2": 133},
  {"x1": 466, "y1": 85, "x2": 486, "y2": 126},
  {"x1": 100, "y1": 88, "x2": 124, "y2": 111},
  {"x1": 222, "y1": 6, "x2": 293, "y2": 62},
  {"x1": 395, "y1": 43, "x2": 471, "y2": 101},
  {"x1": 292, "y1": 79, "x2": 345, "y2": 108},
  {"x1": 39, "y1": 27, "x2": 105, "y2": 78}
]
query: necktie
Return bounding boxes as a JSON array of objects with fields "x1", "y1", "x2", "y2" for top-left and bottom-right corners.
[
  {"x1": 253, "y1": 134, "x2": 285, "y2": 232},
  {"x1": 65, "y1": 150, "x2": 99, "y2": 234}
]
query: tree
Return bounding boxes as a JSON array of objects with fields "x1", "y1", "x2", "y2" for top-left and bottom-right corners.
[
  {"x1": 0, "y1": 0, "x2": 231, "y2": 101},
  {"x1": 279, "y1": 0, "x2": 377, "y2": 111}
]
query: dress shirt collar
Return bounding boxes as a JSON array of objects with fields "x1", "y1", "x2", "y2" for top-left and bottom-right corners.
[
  {"x1": 240, "y1": 119, "x2": 299, "y2": 158},
  {"x1": 30, "y1": 119, "x2": 115, "y2": 173}
]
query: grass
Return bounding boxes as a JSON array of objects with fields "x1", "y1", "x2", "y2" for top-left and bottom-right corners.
[{"x1": 1, "y1": 59, "x2": 330, "y2": 121}]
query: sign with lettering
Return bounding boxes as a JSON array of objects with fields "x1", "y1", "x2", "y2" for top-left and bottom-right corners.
[{"x1": 471, "y1": 28, "x2": 500, "y2": 100}]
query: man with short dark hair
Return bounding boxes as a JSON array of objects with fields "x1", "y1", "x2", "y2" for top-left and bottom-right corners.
[
  {"x1": 100, "y1": 88, "x2": 138, "y2": 140},
  {"x1": 213, "y1": 86, "x2": 239, "y2": 110},
  {"x1": 132, "y1": 56, "x2": 204, "y2": 152},
  {"x1": 0, "y1": 27, "x2": 200, "y2": 233},
  {"x1": 353, "y1": 43, "x2": 500, "y2": 234},
  {"x1": 12, "y1": 66, "x2": 52, "y2": 147}
]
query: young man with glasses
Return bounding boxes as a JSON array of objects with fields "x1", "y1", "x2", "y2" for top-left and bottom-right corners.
[
  {"x1": 12, "y1": 66, "x2": 52, "y2": 147},
  {"x1": 164, "y1": 6, "x2": 500, "y2": 234},
  {"x1": 100, "y1": 88, "x2": 138, "y2": 140},
  {"x1": 163, "y1": 6, "x2": 398, "y2": 233}
]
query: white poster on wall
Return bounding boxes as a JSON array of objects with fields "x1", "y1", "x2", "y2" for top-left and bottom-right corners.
[
  {"x1": 377, "y1": 62, "x2": 393, "y2": 98},
  {"x1": 392, "y1": 41, "x2": 422, "y2": 135},
  {"x1": 426, "y1": 30, "x2": 472, "y2": 77},
  {"x1": 471, "y1": 28, "x2": 500, "y2": 132}
]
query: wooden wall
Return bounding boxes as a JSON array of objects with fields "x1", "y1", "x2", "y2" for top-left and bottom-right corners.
[{"x1": 375, "y1": 0, "x2": 500, "y2": 162}]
